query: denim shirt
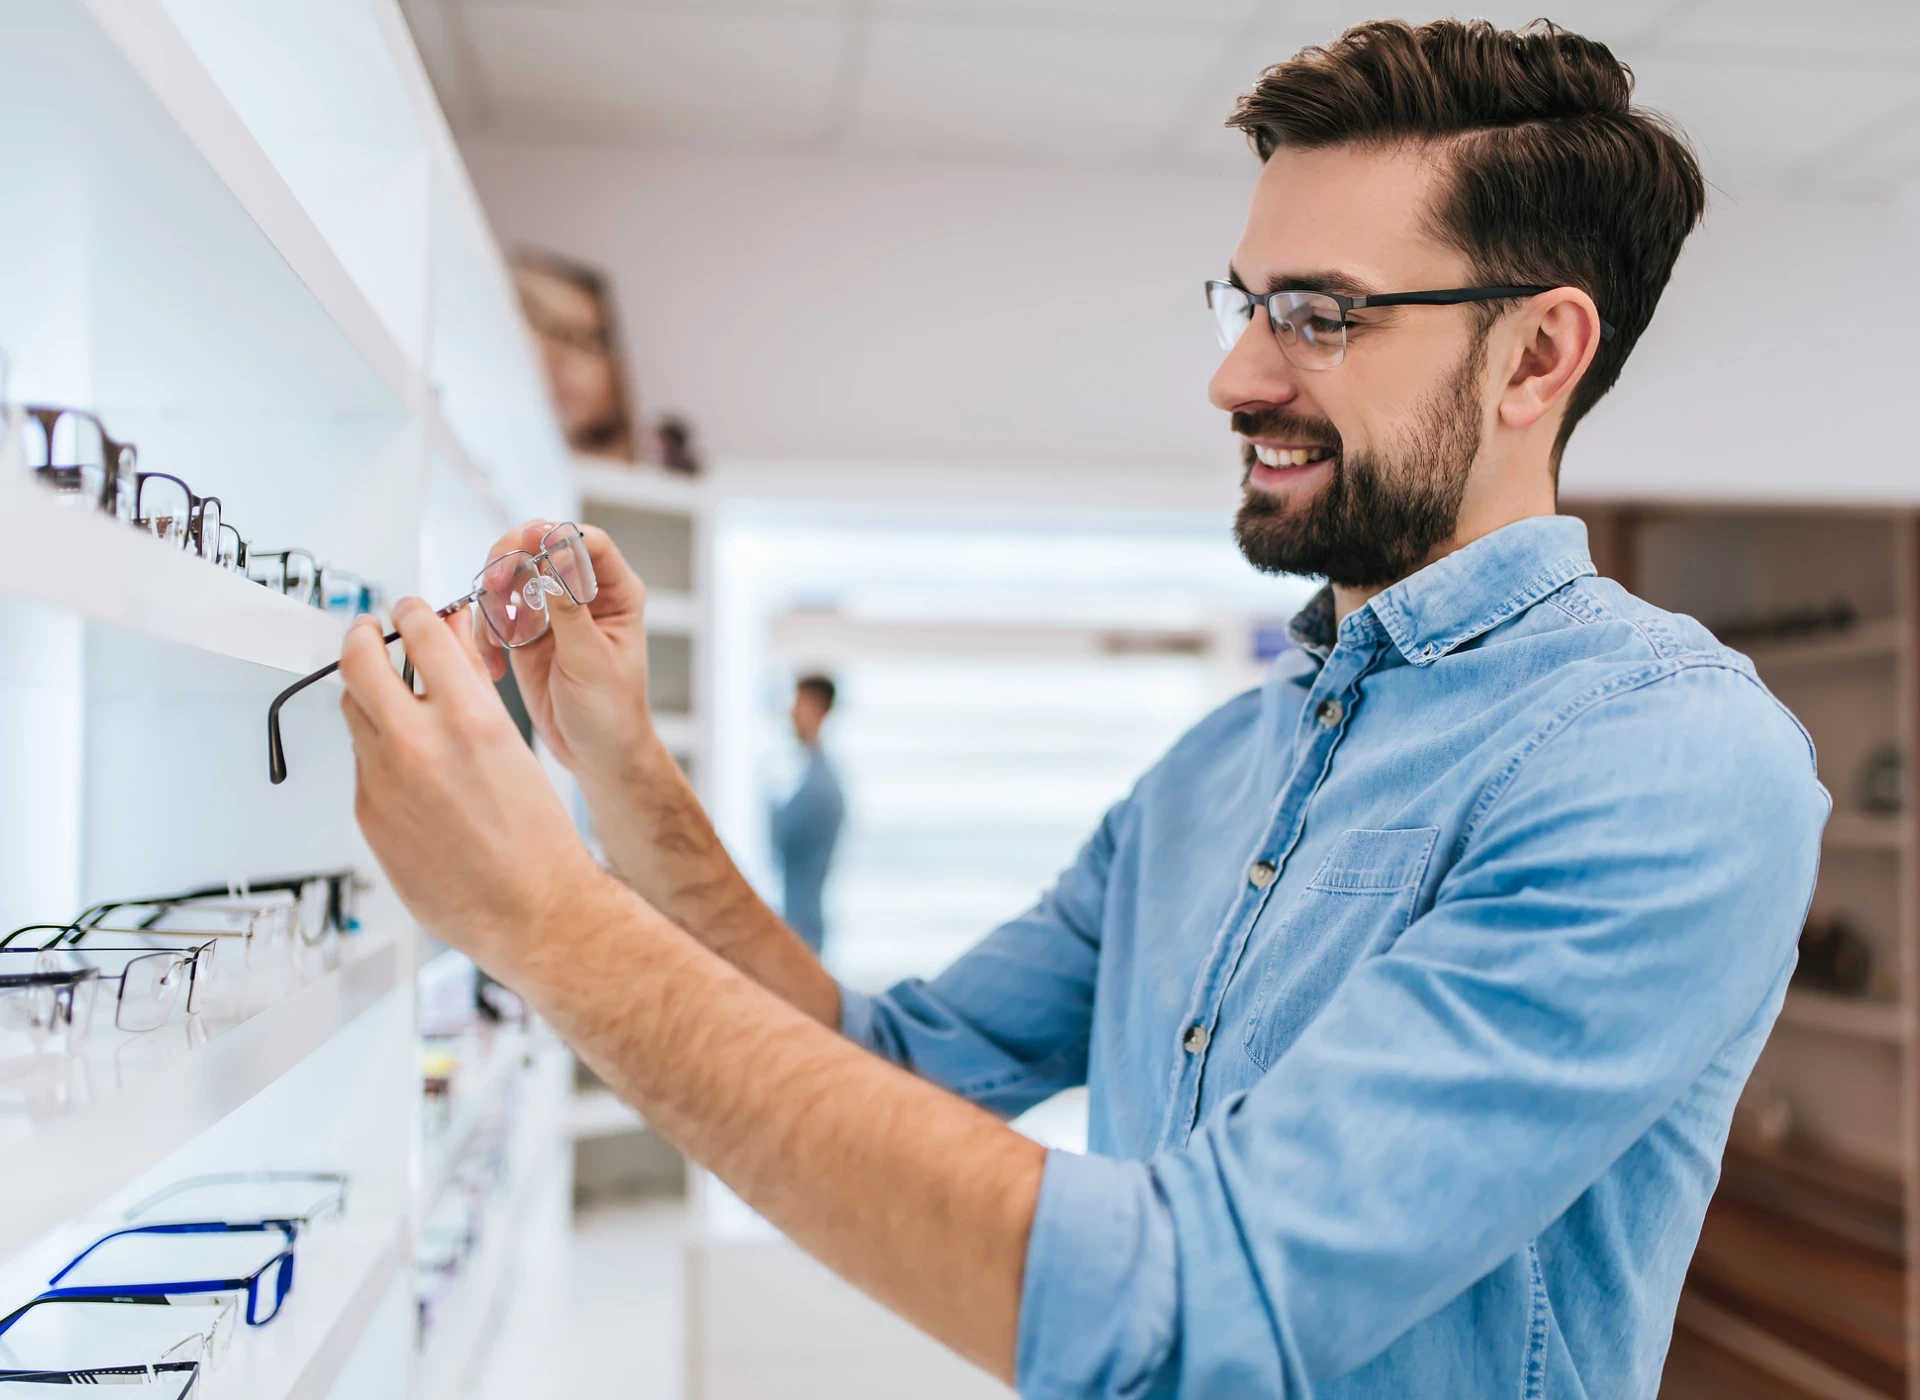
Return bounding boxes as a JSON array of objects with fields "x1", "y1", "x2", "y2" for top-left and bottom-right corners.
[{"x1": 839, "y1": 515, "x2": 1828, "y2": 1399}]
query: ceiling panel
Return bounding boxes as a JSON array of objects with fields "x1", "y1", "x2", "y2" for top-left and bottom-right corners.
[
  {"x1": 862, "y1": 0, "x2": 1261, "y2": 24},
  {"x1": 1662, "y1": 0, "x2": 1920, "y2": 61},
  {"x1": 461, "y1": 4, "x2": 851, "y2": 139},
  {"x1": 846, "y1": 17, "x2": 1231, "y2": 159},
  {"x1": 1627, "y1": 52, "x2": 1915, "y2": 195}
]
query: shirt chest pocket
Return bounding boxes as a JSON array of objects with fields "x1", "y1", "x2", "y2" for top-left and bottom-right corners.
[{"x1": 1242, "y1": 826, "x2": 1440, "y2": 1071}]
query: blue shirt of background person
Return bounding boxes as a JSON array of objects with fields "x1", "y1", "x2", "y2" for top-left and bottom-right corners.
[{"x1": 771, "y1": 673, "x2": 844, "y2": 954}]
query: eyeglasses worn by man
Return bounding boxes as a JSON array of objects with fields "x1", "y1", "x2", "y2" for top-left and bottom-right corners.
[{"x1": 341, "y1": 20, "x2": 1827, "y2": 1399}]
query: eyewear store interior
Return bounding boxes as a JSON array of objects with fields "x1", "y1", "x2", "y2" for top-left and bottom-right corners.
[{"x1": 4, "y1": 2, "x2": 1920, "y2": 1400}]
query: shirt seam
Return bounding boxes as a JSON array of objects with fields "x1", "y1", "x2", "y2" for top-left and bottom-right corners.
[{"x1": 1454, "y1": 658, "x2": 1818, "y2": 862}]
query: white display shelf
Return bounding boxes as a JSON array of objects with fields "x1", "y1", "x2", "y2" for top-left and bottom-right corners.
[
  {"x1": 1823, "y1": 811, "x2": 1910, "y2": 852},
  {"x1": 1776, "y1": 988, "x2": 1908, "y2": 1046},
  {"x1": 568, "y1": 1086, "x2": 645, "y2": 1142},
  {"x1": 577, "y1": 459, "x2": 710, "y2": 515},
  {"x1": 421, "y1": 1023, "x2": 531, "y2": 1207},
  {"x1": 0, "y1": 934, "x2": 404, "y2": 1261},
  {"x1": 426, "y1": 399, "x2": 510, "y2": 531},
  {"x1": 415, "y1": 1043, "x2": 570, "y2": 1400},
  {"x1": 1738, "y1": 616, "x2": 1906, "y2": 672},
  {"x1": 3, "y1": 472, "x2": 350, "y2": 675},
  {"x1": 219, "y1": 1218, "x2": 408, "y2": 1400},
  {"x1": 24, "y1": 0, "x2": 416, "y2": 412}
]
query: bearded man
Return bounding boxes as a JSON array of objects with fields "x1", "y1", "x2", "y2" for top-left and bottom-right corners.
[{"x1": 340, "y1": 19, "x2": 1826, "y2": 1398}]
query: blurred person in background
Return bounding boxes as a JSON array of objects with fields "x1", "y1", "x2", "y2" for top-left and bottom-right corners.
[
  {"x1": 344, "y1": 17, "x2": 1829, "y2": 1399},
  {"x1": 770, "y1": 673, "x2": 844, "y2": 956}
]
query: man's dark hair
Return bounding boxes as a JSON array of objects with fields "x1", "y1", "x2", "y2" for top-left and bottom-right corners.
[
  {"x1": 1229, "y1": 18, "x2": 1704, "y2": 459},
  {"x1": 797, "y1": 674, "x2": 836, "y2": 712}
]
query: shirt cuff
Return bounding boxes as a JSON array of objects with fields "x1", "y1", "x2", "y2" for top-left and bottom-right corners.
[
  {"x1": 836, "y1": 982, "x2": 878, "y2": 1050},
  {"x1": 1017, "y1": 1149, "x2": 1178, "y2": 1399}
]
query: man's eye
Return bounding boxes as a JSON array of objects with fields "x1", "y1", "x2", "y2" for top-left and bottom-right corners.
[{"x1": 1306, "y1": 317, "x2": 1345, "y2": 336}]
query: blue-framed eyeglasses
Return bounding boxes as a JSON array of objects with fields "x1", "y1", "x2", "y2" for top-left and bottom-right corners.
[{"x1": 0, "y1": 1221, "x2": 298, "y2": 1337}]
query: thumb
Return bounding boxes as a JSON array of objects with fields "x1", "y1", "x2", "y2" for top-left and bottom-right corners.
[{"x1": 544, "y1": 578, "x2": 604, "y2": 659}]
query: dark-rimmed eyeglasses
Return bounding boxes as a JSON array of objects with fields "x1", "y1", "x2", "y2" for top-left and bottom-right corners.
[
  {"x1": 0, "y1": 1360, "x2": 201, "y2": 1396},
  {"x1": 7, "y1": 404, "x2": 230, "y2": 563},
  {"x1": 1204, "y1": 280, "x2": 1618, "y2": 371},
  {"x1": 0, "y1": 964, "x2": 100, "y2": 1050},
  {"x1": 265, "y1": 522, "x2": 598, "y2": 784}
]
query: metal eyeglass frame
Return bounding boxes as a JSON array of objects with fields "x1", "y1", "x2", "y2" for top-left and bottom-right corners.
[
  {"x1": 0, "y1": 933, "x2": 214, "y2": 1031},
  {"x1": 1205, "y1": 280, "x2": 1618, "y2": 366},
  {"x1": 0, "y1": 1360, "x2": 201, "y2": 1396},
  {"x1": 265, "y1": 522, "x2": 594, "y2": 784},
  {"x1": 125, "y1": 1173, "x2": 348, "y2": 1235},
  {"x1": 2, "y1": 1220, "x2": 301, "y2": 1331},
  {"x1": 43, "y1": 897, "x2": 290, "y2": 973}
]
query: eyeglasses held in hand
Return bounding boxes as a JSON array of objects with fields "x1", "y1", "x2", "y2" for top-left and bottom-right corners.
[
  {"x1": 265, "y1": 522, "x2": 598, "y2": 784},
  {"x1": 1204, "y1": 280, "x2": 1618, "y2": 371}
]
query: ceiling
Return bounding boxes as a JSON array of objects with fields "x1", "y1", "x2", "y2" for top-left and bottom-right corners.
[{"x1": 402, "y1": 0, "x2": 1920, "y2": 198}]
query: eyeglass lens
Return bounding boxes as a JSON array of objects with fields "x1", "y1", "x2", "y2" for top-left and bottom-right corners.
[
  {"x1": 1207, "y1": 283, "x2": 1348, "y2": 370},
  {"x1": 472, "y1": 523, "x2": 598, "y2": 649},
  {"x1": 132, "y1": 475, "x2": 192, "y2": 549},
  {"x1": 21, "y1": 408, "x2": 109, "y2": 507}
]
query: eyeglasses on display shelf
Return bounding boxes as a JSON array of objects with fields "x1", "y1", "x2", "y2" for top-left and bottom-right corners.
[
  {"x1": 0, "y1": 964, "x2": 100, "y2": 1054},
  {"x1": 124, "y1": 1172, "x2": 349, "y2": 1239},
  {"x1": 3, "y1": 377, "x2": 388, "y2": 603},
  {"x1": 267, "y1": 521, "x2": 598, "y2": 783},
  {"x1": 0, "y1": 938, "x2": 214, "y2": 1041},
  {"x1": 11, "y1": 1219, "x2": 301, "y2": 1330},
  {"x1": 0, "y1": 1295, "x2": 232, "y2": 1398},
  {"x1": 0, "y1": 1361, "x2": 202, "y2": 1397}
]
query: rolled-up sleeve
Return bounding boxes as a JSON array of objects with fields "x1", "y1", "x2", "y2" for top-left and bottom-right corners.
[
  {"x1": 1016, "y1": 668, "x2": 1827, "y2": 1397},
  {"x1": 837, "y1": 796, "x2": 1127, "y2": 1119}
]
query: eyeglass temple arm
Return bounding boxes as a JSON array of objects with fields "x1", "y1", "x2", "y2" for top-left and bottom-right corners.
[
  {"x1": 1348, "y1": 286, "x2": 1618, "y2": 342},
  {"x1": 267, "y1": 593, "x2": 475, "y2": 785}
]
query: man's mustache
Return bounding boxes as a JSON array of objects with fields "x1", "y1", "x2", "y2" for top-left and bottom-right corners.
[{"x1": 1230, "y1": 409, "x2": 1342, "y2": 452}]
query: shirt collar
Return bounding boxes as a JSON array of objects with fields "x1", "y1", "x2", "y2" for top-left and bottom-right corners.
[{"x1": 1284, "y1": 515, "x2": 1596, "y2": 668}]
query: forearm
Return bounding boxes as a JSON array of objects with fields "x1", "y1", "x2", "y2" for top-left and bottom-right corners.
[
  {"x1": 510, "y1": 872, "x2": 1045, "y2": 1381},
  {"x1": 580, "y1": 735, "x2": 840, "y2": 1027}
]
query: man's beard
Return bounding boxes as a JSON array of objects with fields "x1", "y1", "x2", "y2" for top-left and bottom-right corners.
[{"x1": 1232, "y1": 335, "x2": 1486, "y2": 590}]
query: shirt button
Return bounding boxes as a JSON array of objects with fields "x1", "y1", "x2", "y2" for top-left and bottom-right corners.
[
  {"x1": 1248, "y1": 859, "x2": 1277, "y2": 889},
  {"x1": 1182, "y1": 1023, "x2": 1210, "y2": 1054},
  {"x1": 1316, "y1": 698, "x2": 1345, "y2": 728}
]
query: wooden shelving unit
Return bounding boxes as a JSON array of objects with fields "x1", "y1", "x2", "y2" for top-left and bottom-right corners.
[{"x1": 1571, "y1": 503, "x2": 1920, "y2": 1400}]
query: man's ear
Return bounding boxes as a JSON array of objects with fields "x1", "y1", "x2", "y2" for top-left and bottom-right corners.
[{"x1": 1498, "y1": 289, "x2": 1604, "y2": 433}]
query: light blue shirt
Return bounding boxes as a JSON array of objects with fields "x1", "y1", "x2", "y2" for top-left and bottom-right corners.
[
  {"x1": 839, "y1": 515, "x2": 1827, "y2": 1399},
  {"x1": 772, "y1": 744, "x2": 844, "y2": 954}
]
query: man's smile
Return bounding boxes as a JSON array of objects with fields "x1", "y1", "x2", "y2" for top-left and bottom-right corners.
[{"x1": 1242, "y1": 435, "x2": 1337, "y2": 492}]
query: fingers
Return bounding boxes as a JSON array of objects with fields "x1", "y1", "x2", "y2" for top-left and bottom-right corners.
[
  {"x1": 448, "y1": 602, "x2": 493, "y2": 686},
  {"x1": 337, "y1": 616, "x2": 411, "y2": 731},
  {"x1": 574, "y1": 523, "x2": 647, "y2": 619},
  {"x1": 391, "y1": 597, "x2": 492, "y2": 706}
]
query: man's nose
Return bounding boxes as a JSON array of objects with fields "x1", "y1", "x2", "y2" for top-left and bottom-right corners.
[{"x1": 1208, "y1": 312, "x2": 1302, "y2": 415}]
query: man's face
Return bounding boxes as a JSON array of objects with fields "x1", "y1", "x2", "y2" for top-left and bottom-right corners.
[
  {"x1": 791, "y1": 690, "x2": 828, "y2": 745},
  {"x1": 1209, "y1": 143, "x2": 1495, "y2": 590}
]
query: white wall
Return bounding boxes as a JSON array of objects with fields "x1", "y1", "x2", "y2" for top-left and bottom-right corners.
[{"x1": 464, "y1": 140, "x2": 1919, "y2": 507}]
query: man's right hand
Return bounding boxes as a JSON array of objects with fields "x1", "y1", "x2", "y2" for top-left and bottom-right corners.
[{"x1": 476, "y1": 520, "x2": 654, "y2": 784}]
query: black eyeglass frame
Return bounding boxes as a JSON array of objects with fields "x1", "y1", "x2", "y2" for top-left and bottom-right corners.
[
  {"x1": 0, "y1": 1360, "x2": 200, "y2": 1396},
  {"x1": 1205, "y1": 280, "x2": 1618, "y2": 360},
  {"x1": 2, "y1": 928, "x2": 217, "y2": 1026}
]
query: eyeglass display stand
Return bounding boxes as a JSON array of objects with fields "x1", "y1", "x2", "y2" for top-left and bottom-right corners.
[{"x1": 0, "y1": 4, "x2": 580, "y2": 1399}]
